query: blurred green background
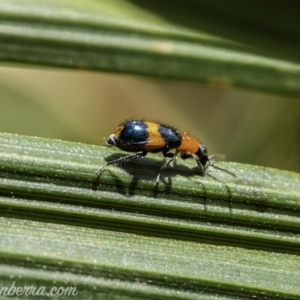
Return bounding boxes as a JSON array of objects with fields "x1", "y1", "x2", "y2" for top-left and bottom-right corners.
[{"x1": 0, "y1": 65, "x2": 299, "y2": 172}]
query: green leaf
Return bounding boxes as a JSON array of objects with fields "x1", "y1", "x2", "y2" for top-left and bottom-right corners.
[
  {"x1": 0, "y1": 133, "x2": 299, "y2": 299},
  {"x1": 0, "y1": 1, "x2": 299, "y2": 298},
  {"x1": 0, "y1": 0, "x2": 300, "y2": 96}
]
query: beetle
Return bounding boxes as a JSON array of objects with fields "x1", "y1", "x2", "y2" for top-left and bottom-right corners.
[{"x1": 96, "y1": 120, "x2": 235, "y2": 184}]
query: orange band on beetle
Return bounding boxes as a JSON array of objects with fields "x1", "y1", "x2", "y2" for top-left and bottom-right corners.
[
  {"x1": 143, "y1": 121, "x2": 167, "y2": 150},
  {"x1": 177, "y1": 132, "x2": 199, "y2": 155}
]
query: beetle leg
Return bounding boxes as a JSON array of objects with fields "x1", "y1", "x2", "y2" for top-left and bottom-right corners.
[
  {"x1": 181, "y1": 153, "x2": 206, "y2": 176},
  {"x1": 155, "y1": 151, "x2": 178, "y2": 185},
  {"x1": 191, "y1": 153, "x2": 206, "y2": 176}
]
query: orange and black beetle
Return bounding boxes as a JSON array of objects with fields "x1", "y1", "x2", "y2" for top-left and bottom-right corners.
[{"x1": 96, "y1": 120, "x2": 235, "y2": 184}]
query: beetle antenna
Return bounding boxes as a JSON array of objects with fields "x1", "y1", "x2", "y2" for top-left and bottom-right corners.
[
  {"x1": 207, "y1": 158, "x2": 236, "y2": 177},
  {"x1": 208, "y1": 154, "x2": 225, "y2": 161}
]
